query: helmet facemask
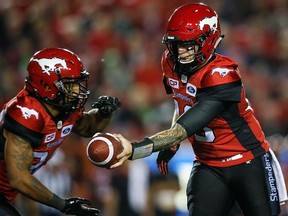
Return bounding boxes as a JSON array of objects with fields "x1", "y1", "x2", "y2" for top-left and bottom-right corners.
[
  {"x1": 163, "y1": 35, "x2": 207, "y2": 80},
  {"x1": 51, "y1": 69, "x2": 90, "y2": 112}
]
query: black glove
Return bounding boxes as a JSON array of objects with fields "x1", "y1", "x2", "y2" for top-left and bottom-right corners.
[
  {"x1": 61, "y1": 197, "x2": 100, "y2": 216},
  {"x1": 156, "y1": 145, "x2": 180, "y2": 175},
  {"x1": 92, "y1": 96, "x2": 121, "y2": 117}
]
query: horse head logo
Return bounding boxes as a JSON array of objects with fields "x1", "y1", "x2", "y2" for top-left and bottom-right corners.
[
  {"x1": 16, "y1": 105, "x2": 39, "y2": 119},
  {"x1": 199, "y1": 16, "x2": 218, "y2": 33},
  {"x1": 32, "y1": 57, "x2": 68, "y2": 75},
  {"x1": 211, "y1": 67, "x2": 234, "y2": 77}
]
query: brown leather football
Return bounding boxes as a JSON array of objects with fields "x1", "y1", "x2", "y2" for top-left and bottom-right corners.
[{"x1": 86, "y1": 133, "x2": 123, "y2": 169}]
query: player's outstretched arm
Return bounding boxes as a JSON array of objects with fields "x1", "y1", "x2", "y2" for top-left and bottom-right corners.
[
  {"x1": 112, "y1": 100, "x2": 227, "y2": 168},
  {"x1": 73, "y1": 96, "x2": 121, "y2": 137},
  {"x1": 4, "y1": 129, "x2": 58, "y2": 205},
  {"x1": 149, "y1": 123, "x2": 187, "y2": 152},
  {"x1": 111, "y1": 123, "x2": 187, "y2": 168},
  {"x1": 4, "y1": 129, "x2": 100, "y2": 215}
]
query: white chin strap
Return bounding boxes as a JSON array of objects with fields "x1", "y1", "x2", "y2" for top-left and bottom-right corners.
[{"x1": 214, "y1": 36, "x2": 223, "y2": 50}]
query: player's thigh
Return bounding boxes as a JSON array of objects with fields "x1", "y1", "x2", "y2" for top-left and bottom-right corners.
[
  {"x1": 186, "y1": 163, "x2": 234, "y2": 216},
  {"x1": 232, "y1": 157, "x2": 273, "y2": 216}
]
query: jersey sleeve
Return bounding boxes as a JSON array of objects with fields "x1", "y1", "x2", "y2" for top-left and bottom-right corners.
[
  {"x1": 3, "y1": 100, "x2": 44, "y2": 147},
  {"x1": 197, "y1": 80, "x2": 242, "y2": 102},
  {"x1": 3, "y1": 114, "x2": 44, "y2": 147},
  {"x1": 198, "y1": 61, "x2": 242, "y2": 102}
]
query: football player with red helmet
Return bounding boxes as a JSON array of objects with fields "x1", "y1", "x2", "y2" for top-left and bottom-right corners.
[
  {"x1": 113, "y1": 3, "x2": 287, "y2": 216},
  {"x1": 0, "y1": 48, "x2": 121, "y2": 215}
]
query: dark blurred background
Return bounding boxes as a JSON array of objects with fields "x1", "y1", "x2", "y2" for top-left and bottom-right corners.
[{"x1": 1, "y1": 0, "x2": 287, "y2": 215}]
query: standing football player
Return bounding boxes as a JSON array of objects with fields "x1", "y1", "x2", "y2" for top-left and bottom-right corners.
[
  {"x1": 0, "y1": 48, "x2": 121, "y2": 215},
  {"x1": 112, "y1": 3, "x2": 287, "y2": 216}
]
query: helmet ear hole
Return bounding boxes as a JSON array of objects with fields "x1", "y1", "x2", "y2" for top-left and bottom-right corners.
[{"x1": 44, "y1": 83, "x2": 51, "y2": 91}]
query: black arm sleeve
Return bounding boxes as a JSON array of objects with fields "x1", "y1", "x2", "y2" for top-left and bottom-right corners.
[{"x1": 176, "y1": 100, "x2": 227, "y2": 137}]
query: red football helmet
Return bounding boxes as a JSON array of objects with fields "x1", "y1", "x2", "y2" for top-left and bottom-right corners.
[
  {"x1": 162, "y1": 3, "x2": 223, "y2": 75},
  {"x1": 26, "y1": 48, "x2": 90, "y2": 112}
]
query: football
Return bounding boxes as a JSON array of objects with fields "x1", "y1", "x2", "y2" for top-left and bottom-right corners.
[{"x1": 86, "y1": 132, "x2": 123, "y2": 169}]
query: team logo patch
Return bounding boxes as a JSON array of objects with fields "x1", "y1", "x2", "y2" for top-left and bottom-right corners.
[
  {"x1": 44, "y1": 132, "x2": 56, "y2": 143},
  {"x1": 199, "y1": 15, "x2": 218, "y2": 33},
  {"x1": 61, "y1": 125, "x2": 73, "y2": 137},
  {"x1": 186, "y1": 83, "x2": 197, "y2": 97},
  {"x1": 16, "y1": 105, "x2": 39, "y2": 119},
  {"x1": 32, "y1": 57, "x2": 68, "y2": 75},
  {"x1": 211, "y1": 67, "x2": 234, "y2": 77},
  {"x1": 168, "y1": 78, "x2": 179, "y2": 89}
]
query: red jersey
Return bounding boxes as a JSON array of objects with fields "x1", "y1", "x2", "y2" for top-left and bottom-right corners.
[
  {"x1": 0, "y1": 89, "x2": 83, "y2": 201},
  {"x1": 162, "y1": 51, "x2": 270, "y2": 167}
]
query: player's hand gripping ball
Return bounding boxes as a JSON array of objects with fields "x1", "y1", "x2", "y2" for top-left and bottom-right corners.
[{"x1": 86, "y1": 133, "x2": 123, "y2": 169}]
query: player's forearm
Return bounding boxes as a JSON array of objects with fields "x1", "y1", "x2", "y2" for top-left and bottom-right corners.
[
  {"x1": 88, "y1": 109, "x2": 112, "y2": 132},
  {"x1": 128, "y1": 100, "x2": 224, "y2": 160},
  {"x1": 73, "y1": 109, "x2": 111, "y2": 137},
  {"x1": 150, "y1": 123, "x2": 187, "y2": 152},
  {"x1": 9, "y1": 172, "x2": 65, "y2": 210},
  {"x1": 130, "y1": 123, "x2": 187, "y2": 160}
]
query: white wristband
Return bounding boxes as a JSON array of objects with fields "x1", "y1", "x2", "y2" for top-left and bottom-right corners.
[{"x1": 130, "y1": 138, "x2": 154, "y2": 160}]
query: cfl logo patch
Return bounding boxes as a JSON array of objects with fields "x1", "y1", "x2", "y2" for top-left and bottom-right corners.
[
  {"x1": 168, "y1": 78, "x2": 179, "y2": 89},
  {"x1": 44, "y1": 132, "x2": 56, "y2": 143}
]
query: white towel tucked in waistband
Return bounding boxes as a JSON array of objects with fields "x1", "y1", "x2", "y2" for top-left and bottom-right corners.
[{"x1": 269, "y1": 149, "x2": 288, "y2": 204}]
